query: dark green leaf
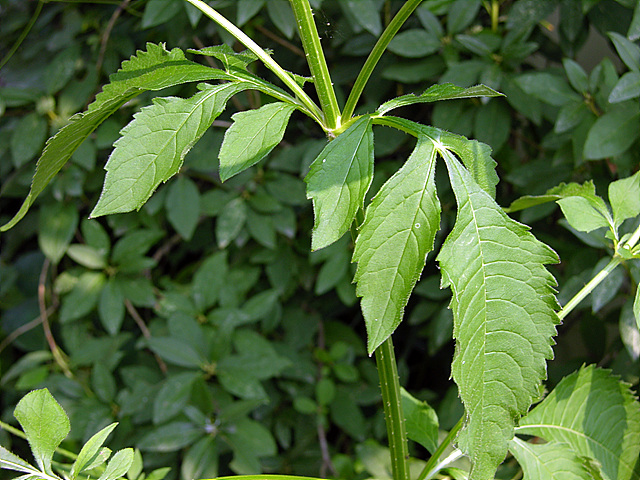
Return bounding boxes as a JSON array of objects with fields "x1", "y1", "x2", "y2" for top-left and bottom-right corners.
[
  {"x1": 353, "y1": 137, "x2": 440, "y2": 353},
  {"x1": 60, "y1": 272, "x2": 106, "y2": 323},
  {"x1": 14, "y1": 389, "x2": 70, "y2": 474},
  {"x1": 267, "y1": 0, "x2": 296, "y2": 39},
  {"x1": 166, "y1": 175, "x2": 200, "y2": 240},
  {"x1": 387, "y1": 29, "x2": 441, "y2": 58},
  {"x1": 554, "y1": 101, "x2": 590, "y2": 133},
  {"x1": 193, "y1": 251, "x2": 228, "y2": 311},
  {"x1": 306, "y1": 116, "x2": 374, "y2": 251},
  {"x1": 38, "y1": 203, "x2": 79, "y2": 264},
  {"x1": 563, "y1": 58, "x2": 589, "y2": 93},
  {"x1": 216, "y1": 197, "x2": 247, "y2": 248},
  {"x1": 584, "y1": 103, "x2": 640, "y2": 160},
  {"x1": 91, "y1": 363, "x2": 116, "y2": 403},
  {"x1": 620, "y1": 300, "x2": 640, "y2": 361},
  {"x1": 219, "y1": 102, "x2": 295, "y2": 181},
  {"x1": 181, "y1": 436, "x2": 218, "y2": 480},
  {"x1": 515, "y1": 72, "x2": 581, "y2": 106},
  {"x1": 147, "y1": 337, "x2": 204, "y2": 368},
  {"x1": 138, "y1": 423, "x2": 203, "y2": 452},
  {"x1": 70, "y1": 423, "x2": 117, "y2": 480},
  {"x1": 609, "y1": 71, "x2": 640, "y2": 102},
  {"x1": 237, "y1": 0, "x2": 265, "y2": 26},
  {"x1": 98, "y1": 277, "x2": 125, "y2": 335},
  {"x1": 153, "y1": 372, "x2": 200, "y2": 424},
  {"x1": 67, "y1": 244, "x2": 107, "y2": 269},
  {"x1": 447, "y1": 0, "x2": 481, "y2": 34},
  {"x1": 142, "y1": 0, "x2": 182, "y2": 29},
  {"x1": 340, "y1": 0, "x2": 382, "y2": 36},
  {"x1": 11, "y1": 113, "x2": 48, "y2": 168},
  {"x1": 608, "y1": 32, "x2": 640, "y2": 72}
]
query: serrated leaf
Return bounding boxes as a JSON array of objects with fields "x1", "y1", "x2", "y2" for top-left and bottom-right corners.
[
  {"x1": 584, "y1": 103, "x2": 640, "y2": 160},
  {"x1": 517, "y1": 365, "x2": 640, "y2": 480},
  {"x1": 219, "y1": 102, "x2": 296, "y2": 181},
  {"x1": 377, "y1": 83, "x2": 503, "y2": 115},
  {"x1": 71, "y1": 423, "x2": 118, "y2": 480},
  {"x1": 14, "y1": 389, "x2": 71, "y2": 475},
  {"x1": 92, "y1": 82, "x2": 249, "y2": 217},
  {"x1": 97, "y1": 448, "x2": 134, "y2": 480},
  {"x1": 306, "y1": 116, "x2": 374, "y2": 251},
  {"x1": 509, "y1": 438, "x2": 595, "y2": 480},
  {"x1": 505, "y1": 181, "x2": 606, "y2": 213},
  {"x1": 187, "y1": 44, "x2": 260, "y2": 70},
  {"x1": 436, "y1": 152, "x2": 559, "y2": 480},
  {"x1": 353, "y1": 137, "x2": 440, "y2": 353},
  {"x1": 2, "y1": 43, "x2": 230, "y2": 232},
  {"x1": 609, "y1": 170, "x2": 640, "y2": 228}
]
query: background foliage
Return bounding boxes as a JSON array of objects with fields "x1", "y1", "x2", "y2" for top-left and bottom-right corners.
[{"x1": 1, "y1": 0, "x2": 639, "y2": 479}]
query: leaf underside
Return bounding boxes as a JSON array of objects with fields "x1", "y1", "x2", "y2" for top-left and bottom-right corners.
[
  {"x1": 306, "y1": 116, "x2": 374, "y2": 251},
  {"x1": 1, "y1": 43, "x2": 229, "y2": 231},
  {"x1": 353, "y1": 136, "x2": 440, "y2": 353},
  {"x1": 436, "y1": 151, "x2": 559, "y2": 480},
  {"x1": 91, "y1": 82, "x2": 250, "y2": 217},
  {"x1": 517, "y1": 365, "x2": 640, "y2": 480}
]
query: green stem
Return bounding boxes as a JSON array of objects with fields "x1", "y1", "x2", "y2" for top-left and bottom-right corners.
[
  {"x1": 342, "y1": 0, "x2": 424, "y2": 121},
  {"x1": 183, "y1": 0, "x2": 324, "y2": 125},
  {"x1": 375, "y1": 337, "x2": 410, "y2": 480},
  {"x1": 289, "y1": 0, "x2": 341, "y2": 131},
  {"x1": 0, "y1": 420, "x2": 77, "y2": 460},
  {"x1": 417, "y1": 416, "x2": 464, "y2": 480},
  {"x1": 0, "y1": 0, "x2": 44, "y2": 71}
]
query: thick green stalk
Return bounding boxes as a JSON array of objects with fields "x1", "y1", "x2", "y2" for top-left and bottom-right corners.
[
  {"x1": 184, "y1": 0, "x2": 324, "y2": 125},
  {"x1": 342, "y1": 0, "x2": 424, "y2": 122},
  {"x1": 289, "y1": 0, "x2": 341, "y2": 131},
  {"x1": 375, "y1": 337, "x2": 410, "y2": 480}
]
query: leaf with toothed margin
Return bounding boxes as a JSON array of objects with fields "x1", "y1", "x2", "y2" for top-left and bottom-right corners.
[
  {"x1": 305, "y1": 116, "x2": 374, "y2": 251},
  {"x1": 353, "y1": 136, "x2": 440, "y2": 354},
  {"x1": 436, "y1": 149, "x2": 559, "y2": 480},
  {"x1": 91, "y1": 82, "x2": 250, "y2": 217},
  {"x1": 1, "y1": 43, "x2": 231, "y2": 232}
]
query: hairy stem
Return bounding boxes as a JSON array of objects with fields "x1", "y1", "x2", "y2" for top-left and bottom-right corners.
[
  {"x1": 417, "y1": 416, "x2": 464, "y2": 480},
  {"x1": 342, "y1": 0, "x2": 424, "y2": 122},
  {"x1": 183, "y1": 0, "x2": 324, "y2": 125},
  {"x1": 376, "y1": 337, "x2": 410, "y2": 480},
  {"x1": 289, "y1": 0, "x2": 341, "y2": 131}
]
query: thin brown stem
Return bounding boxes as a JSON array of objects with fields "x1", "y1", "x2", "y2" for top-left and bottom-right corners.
[
  {"x1": 124, "y1": 299, "x2": 168, "y2": 374},
  {"x1": 38, "y1": 259, "x2": 73, "y2": 378},
  {"x1": 96, "y1": 0, "x2": 131, "y2": 73}
]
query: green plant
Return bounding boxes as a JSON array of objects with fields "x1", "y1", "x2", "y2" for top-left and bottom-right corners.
[{"x1": 1, "y1": 1, "x2": 640, "y2": 480}]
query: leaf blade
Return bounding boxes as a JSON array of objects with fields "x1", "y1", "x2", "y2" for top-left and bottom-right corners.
[
  {"x1": 353, "y1": 137, "x2": 440, "y2": 353},
  {"x1": 509, "y1": 438, "x2": 595, "y2": 480},
  {"x1": 436, "y1": 152, "x2": 559, "y2": 480}
]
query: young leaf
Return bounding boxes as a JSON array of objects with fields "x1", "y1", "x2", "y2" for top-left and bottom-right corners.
[
  {"x1": 557, "y1": 196, "x2": 612, "y2": 233},
  {"x1": 14, "y1": 389, "x2": 71, "y2": 474},
  {"x1": 306, "y1": 116, "x2": 374, "y2": 251},
  {"x1": 1, "y1": 43, "x2": 230, "y2": 231},
  {"x1": 609, "y1": 170, "x2": 640, "y2": 228},
  {"x1": 517, "y1": 365, "x2": 640, "y2": 480},
  {"x1": 91, "y1": 82, "x2": 250, "y2": 217},
  {"x1": 219, "y1": 102, "x2": 296, "y2": 181},
  {"x1": 187, "y1": 44, "x2": 260, "y2": 71},
  {"x1": 97, "y1": 448, "x2": 134, "y2": 480},
  {"x1": 436, "y1": 152, "x2": 559, "y2": 480},
  {"x1": 70, "y1": 423, "x2": 118, "y2": 480},
  {"x1": 377, "y1": 83, "x2": 503, "y2": 116},
  {"x1": 353, "y1": 137, "x2": 440, "y2": 353},
  {"x1": 505, "y1": 181, "x2": 606, "y2": 213},
  {"x1": 509, "y1": 438, "x2": 594, "y2": 480}
]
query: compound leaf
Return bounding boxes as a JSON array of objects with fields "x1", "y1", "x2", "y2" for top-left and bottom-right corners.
[
  {"x1": 14, "y1": 389, "x2": 70, "y2": 475},
  {"x1": 91, "y1": 82, "x2": 250, "y2": 217},
  {"x1": 517, "y1": 365, "x2": 640, "y2": 480},
  {"x1": 219, "y1": 102, "x2": 296, "y2": 181},
  {"x1": 1, "y1": 43, "x2": 229, "y2": 231},
  {"x1": 509, "y1": 438, "x2": 594, "y2": 480},
  {"x1": 436, "y1": 152, "x2": 559, "y2": 480},
  {"x1": 353, "y1": 137, "x2": 440, "y2": 353},
  {"x1": 378, "y1": 83, "x2": 502, "y2": 115},
  {"x1": 306, "y1": 116, "x2": 374, "y2": 251}
]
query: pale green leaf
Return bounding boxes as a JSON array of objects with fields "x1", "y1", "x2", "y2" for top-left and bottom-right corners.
[
  {"x1": 509, "y1": 438, "x2": 594, "y2": 480},
  {"x1": 71, "y1": 423, "x2": 118, "y2": 480},
  {"x1": 378, "y1": 83, "x2": 503, "y2": 116},
  {"x1": 436, "y1": 152, "x2": 559, "y2": 480},
  {"x1": 401, "y1": 388, "x2": 439, "y2": 454},
  {"x1": 1, "y1": 43, "x2": 230, "y2": 231},
  {"x1": 518, "y1": 365, "x2": 640, "y2": 480},
  {"x1": 609, "y1": 171, "x2": 640, "y2": 228},
  {"x1": 584, "y1": 103, "x2": 640, "y2": 160},
  {"x1": 505, "y1": 181, "x2": 607, "y2": 213},
  {"x1": 91, "y1": 82, "x2": 249, "y2": 217},
  {"x1": 97, "y1": 448, "x2": 134, "y2": 480},
  {"x1": 306, "y1": 116, "x2": 374, "y2": 251},
  {"x1": 14, "y1": 389, "x2": 71, "y2": 475},
  {"x1": 557, "y1": 197, "x2": 612, "y2": 232},
  {"x1": 0, "y1": 446, "x2": 40, "y2": 476},
  {"x1": 219, "y1": 102, "x2": 296, "y2": 181},
  {"x1": 353, "y1": 137, "x2": 440, "y2": 353}
]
